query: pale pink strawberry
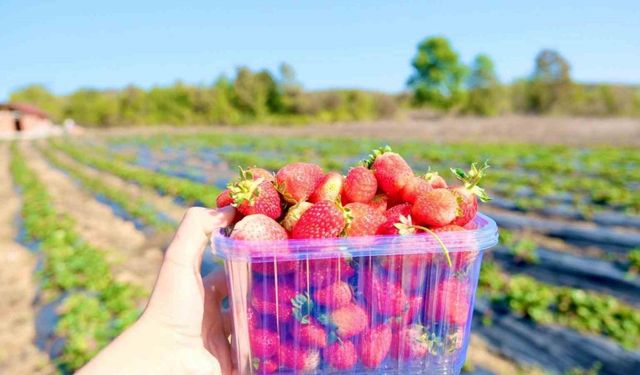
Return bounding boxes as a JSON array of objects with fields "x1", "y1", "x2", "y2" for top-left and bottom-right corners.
[
  {"x1": 276, "y1": 162, "x2": 324, "y2": 203},
  {"x1": 344, "y1": 202, "x2": 386, "y2": 237},
  {"x1": 248, "y1": 167, "x2": 275, "y2": 183},
  {"x1": 426, "y1": 279, "x2": 471, "y2": 326},
  {"x1": 425, "y1": 170, "x2": 448, "y2": 189},
  {"x1": 309, "y1": 172, "x2": 343, "y2": 203},
  {"x1": 412, "y1": 189, "x2": 459, "y2": 228},
  {"x1": 294, "y1": 319, "x2": 328, "y2": 348},
  {"x1": 401, "y1": 175, "x2": 433, "y2": 204},
  {"x1": 367, "y1": 194, "x2": 388, "y2": 213},
  {"x1": 390, "y1": 325, "x2": 430, "y2": 360},
  {"x1": 327, "y1": 303, "x2": 368, "y2": 339}
]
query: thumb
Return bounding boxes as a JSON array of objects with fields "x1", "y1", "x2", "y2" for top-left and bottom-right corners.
[{"x1": 143, "y1": 206, "x2": 235, "y2": 327}]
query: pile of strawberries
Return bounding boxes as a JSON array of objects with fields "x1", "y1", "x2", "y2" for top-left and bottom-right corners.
[{"x1": 216, "y1": 146, "x2": 490, "y2": 372}]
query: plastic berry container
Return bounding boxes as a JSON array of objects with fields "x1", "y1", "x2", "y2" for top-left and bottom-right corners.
[{"x1": 211, "y1": 213, "x2": 498, "y2": 374}]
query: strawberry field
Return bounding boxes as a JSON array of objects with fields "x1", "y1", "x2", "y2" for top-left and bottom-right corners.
[{"x1": 2, "y1": 130, "x2": 640, "y2": 375}]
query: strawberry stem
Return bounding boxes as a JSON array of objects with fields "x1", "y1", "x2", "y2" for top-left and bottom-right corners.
[
  {"x1": 450, "y1": 160, "x2": 491, "y2": 202},
  {"x1": 360, "y1": 145, "x2": 392, "y2": 168},
  {"x1": 412, "y1": 225, "x2": 452, "y2": 268}
]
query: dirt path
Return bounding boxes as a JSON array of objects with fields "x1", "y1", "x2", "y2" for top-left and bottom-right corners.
[
  {"x1": 0, "y1": 143, "x2": 55, "y2": 375},
  {"x1": 467, "y1": 335, "x2": 543, "y2": 375},
  {"x1": 46, "y1": 145, "x2": 186, "y2": 223},
  {"x1": 23, "y1": 143, "x2": 163, "y2": 291}
]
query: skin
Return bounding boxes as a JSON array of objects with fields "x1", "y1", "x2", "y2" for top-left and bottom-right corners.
[{"x1": 78, "y1": 206, "x2": 237, "y2": 375}]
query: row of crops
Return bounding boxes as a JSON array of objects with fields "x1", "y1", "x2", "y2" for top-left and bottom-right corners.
[{"x1": 10, "y1": 133, "x2": 640, "y2": 374}]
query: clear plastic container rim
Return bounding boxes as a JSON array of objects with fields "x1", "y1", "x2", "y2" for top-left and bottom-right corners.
[{"x1": 212, "y1": 212, "x2": 499, "y2": 261}]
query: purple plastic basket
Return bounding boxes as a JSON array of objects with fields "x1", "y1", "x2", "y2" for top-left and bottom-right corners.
[{"x1": 212, "y1": 213, "x2": 498, "y2": 374}]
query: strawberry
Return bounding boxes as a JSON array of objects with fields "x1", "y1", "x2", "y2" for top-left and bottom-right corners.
[
  {"x1": 427, "y1": 279, "x2": 470, "y2": 326},
  {"x1": 248, "y1": 167, "x2": 275, "y2": 183},
  {"x1": 449, "y1": 161, "x2": 491, "y2": 226},
  {"x1": 363, "y1": 146, "x2": 413, "y2": 197},
  {"x1": 344, "y1": 202, "x2": 385, "y2": 237},
  {"x1": 279, "y1": 344, "x2": 320, "y2": 371},
  {"x1": 280, "y1": 201, "x2": 313, "y2": 232},
  {"x1": 294, "y1": 257, "x2": 355, "y2": 289},
  {"x1": 389, "y1": 295, "x2": 424, "y2": 331},
  {"x1": 276, "y1": 162, "x2": 324, "y2": 204},
  {"x1": 323, "y1": 303, "x2": 368, "y2": 339},
  {"x1": 249, "y1": 328, "x2": 280, "y2": 359},
  {"x1": 324, "y1": 340, "x2": 357, "y2": 370},
  {"x1": 390, "y1": 325, "x2": 430, "y2": 360},
  {"x1": 231, "y1": 214, "x2": 288, "y2": 242},
  {"x1": 294, "y1": 318, "x2": 328, "y2": 348},
  {"x1": 291, "y1": 200, "x2": 347, "y2": 239},
  {"x1": 251, "y1": 280, "x2": 297, "y2": 323},
  {"x1": 425, "y1": 169, "x2": 448, "y2": 189},
  {"x1": 252, "y1": 357, "x2": 279, "y2": 374},
  {"x1": 342, "y1": 166, "x2": 377, "y2": 203},
  {"x1": 228, "y1": 168, "x2": 282, "y2": 219},
  {"x1": 309, "y1": 172, "x2": 343, "y2": 203},
  {"x1": 412, "y1": 189, "x2": 459, "y2": 228},
  {"x1": 313, "y1": 280, "x2": 353, "y2": 309},
  {"x1": 383, "y1": 202, "x2": 412, "y2": 220},
  {"x1": 401, "y1": 175, "x2": 433, "y2": 204},
  {"x1": 359, "y1": 324, "x2": 392, "y2": 369},
  {"x1": 363, "y1": 271, "x2": 407, "y2": 316},
  {"x1": 367, "y1": 193, "x2": 388, "y2": 213},
  {"x1": 216, "y1": 189, "x2": 234, "y2": 208}
]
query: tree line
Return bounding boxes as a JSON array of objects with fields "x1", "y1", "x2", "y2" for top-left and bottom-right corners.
[{"x1": 10, "y1": 36, "x2": 640, "y2": 126}]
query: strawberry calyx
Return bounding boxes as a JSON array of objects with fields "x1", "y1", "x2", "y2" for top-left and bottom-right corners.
[
  {"x1": 292, "y1": 293, "x2": 314, "y2": 324},
  {"x1": 450, "y1": 161, "x2": 491, "y2": 202},
  {"x1": 391, "y1": 215, "x2": 452, "y2": 267},
  {"x1": 228, "y1": 167, "x2": 265, "y2": 206},
  {"x1": 424, "y1": 167, "x2": 440, "y2": 183},
  {"x1": 360, "y1": 145, "x2": 392, "y2": 168}
]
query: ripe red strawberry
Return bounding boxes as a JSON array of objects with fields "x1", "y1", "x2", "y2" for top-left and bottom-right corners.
[
  {"x1": 248, "y1": 167, "x2": 275, "y2": 183},
  {"x1": 251, "y1": 280, "x2": 297, "y2": 323},
  {"x1": 359, "y1": 324, "x2": 392, "y2": 369},
  {"x1": 216, "y1": 189, "x2": 234, "y2": 207},
  {"x1": 427, "y1": 279, "x2": 471, "y2": 326},
  {"x1": 364, "y1": 146, "x2": 413, "y2": 197},
  {"x1": 324, "y1": 340, "x2": 357, "y2": 370},
  {"x1": 276, "y1": 162, "x2": 324, "y2": 203},
  {"x1": 325, "y1": 303, "x2": 368, "y2": 339},
  {"x1": 291, "y1": 200, "x2": 346, "y2": 239},
  {"x1": 384, "y1": 203, "x2": 412, "y2": 220},
  {"x1": 228, "y1": 170, "x2": 282, "y2": 219},
  {"x1": 449, "y1": 162, "x2": 491, "y2": 226},
  {"x1": 363, "y1": 271, "x2": 407, "y2": 316},
  {"x1": 313, "y1": 281, "x2": 353, "y2": 309},
  {"x1": 389, "y1": 295, "x2": 424, "y2": 331},
  {"x1": 344, "y1": 202, "x2": 386, "y2": 237},
  {"x1": 279, "y1": 344, "x2": 320, "y2": 371},
  {"x1": 401, "y1": 175, "x2": 433, "y2": 204},
  {"x1": 376, "y1": 212, "x2": 416, "y2": 236},
  {"x1": 252, "y1": 357, "x2": 279, "y2": 373},
  {"x1": 342, "y1": 166, "x2": 377, "y2": 203},
  {"x1": 367, "y1": 193, "x2": 388, "y2": 213},
  {"x1": 309, "y1": 172, "x2": 343, "y2": 203},
  {"x1": 390, "y1": 325, "x2": 430, "y2": 360},
  {"x1": 294, "y1": 257, "x2": 355, "y2": 289},
  {"x1": 412, "y1": 189, "x2": 459, "y2": 228},
  {"x1": 249, "y1": 328, "x2": 280, "y2": 359},
  {"x1": 294, "y1": 318, "x2": 328, "y2": 348},
  {"x1": 281, "y1": 202, "x2": 313, "y2": 232},
  {"x1": 231, "y1": 214, "x2": 288, "y2": 241}
]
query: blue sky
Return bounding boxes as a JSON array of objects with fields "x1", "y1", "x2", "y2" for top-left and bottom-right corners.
[{"x1": 1, "y1": 0, "x2": 639, "y2": 100}]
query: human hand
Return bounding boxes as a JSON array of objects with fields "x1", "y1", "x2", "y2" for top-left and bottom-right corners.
[{"x1": 78, "y1": 206, "x2": 236, "y2": 375}]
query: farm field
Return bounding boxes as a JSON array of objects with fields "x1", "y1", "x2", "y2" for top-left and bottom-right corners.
[{"x1": 1, "y1": 119, "x2": 640, "y2": 375}]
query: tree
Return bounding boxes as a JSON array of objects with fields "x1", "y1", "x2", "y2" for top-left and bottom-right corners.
[
  {"x1": 407, "y1": 36, "x2": 467, "y2": 110},
  {"x1": 465, "y1": 54, "x2": 502, "y2": 116},
  {"x1": 527, "y1": 49, "x2": 572, "y2": 113},
  {"x1": 9, "y1": 84, "x2": 62, "y2": 121},
  {"x1": 63, "y1": 89, "x2": 119, "y2": 126}
]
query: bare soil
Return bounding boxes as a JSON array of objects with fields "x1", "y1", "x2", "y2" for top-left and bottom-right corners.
[
  {"x1": 24, "y1": 144, "x2": 163, "y2": 291},
  {"x1": 0, "y1": 144, "x2": 55, "y2": 375},
  {"x1": 94, "y1": 115, "x2": 640, "y2": 146}
]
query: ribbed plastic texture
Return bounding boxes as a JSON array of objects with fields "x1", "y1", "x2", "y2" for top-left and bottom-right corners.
[{"x1": 212, "y1": 213, "x2": 498, "y2": 374}]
